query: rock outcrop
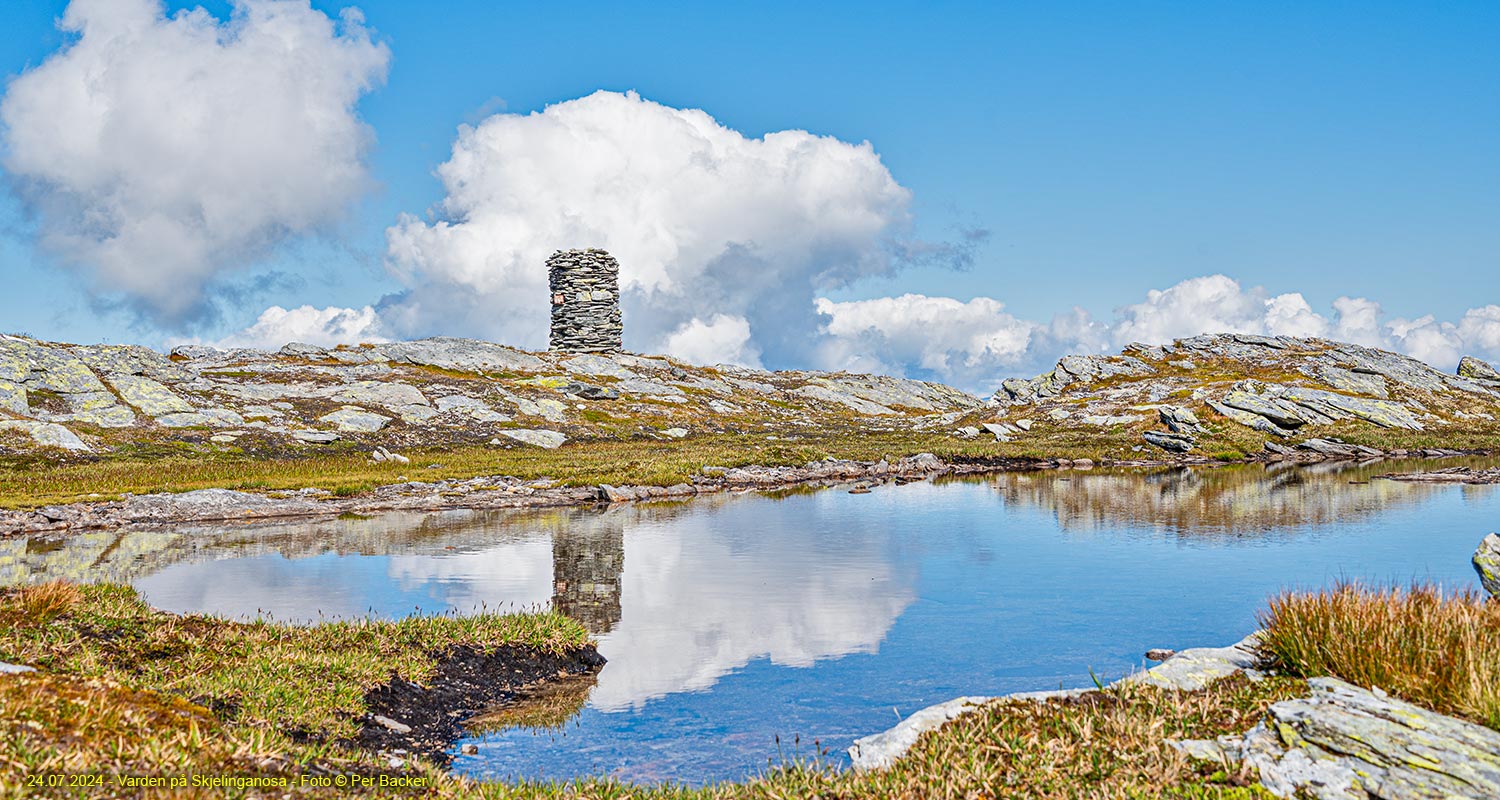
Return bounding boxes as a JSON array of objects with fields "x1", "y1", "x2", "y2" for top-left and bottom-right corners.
[
  {"x1": 986, "y1": 334, "x2": 1500, "y2": 458},
  {"x1": 1473, "y1": 533, "x2": 1500, "y2": 599},
  {"x1": 1183, "y1": 678, "x2": 1500, "y2": 799}
]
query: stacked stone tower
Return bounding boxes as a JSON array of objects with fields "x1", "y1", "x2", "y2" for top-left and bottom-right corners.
[{"x1": 547, "y1": 249, "x2": 622, "y2": 353}]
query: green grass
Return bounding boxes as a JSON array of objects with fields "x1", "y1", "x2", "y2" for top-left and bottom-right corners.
[
  {"x1": 1258, "y1": 581, "x2": 1500, "y2": 730},
  {"x1": 0, "y1": 583, "x2": 588, "y2": 741}
]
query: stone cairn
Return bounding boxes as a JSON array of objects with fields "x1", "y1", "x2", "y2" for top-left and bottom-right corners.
[{"x1": 548, "y1": 249, "x2": 623, "y2": 353}]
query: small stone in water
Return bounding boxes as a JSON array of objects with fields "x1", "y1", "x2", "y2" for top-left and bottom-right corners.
[{"x1": 460, "y1": 744, "x2": 479, "y2": 755}]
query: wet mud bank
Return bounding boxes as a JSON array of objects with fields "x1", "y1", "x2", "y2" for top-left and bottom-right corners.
[{"x1": 357, "y1": 643, "x2": 606, "y2": 765}]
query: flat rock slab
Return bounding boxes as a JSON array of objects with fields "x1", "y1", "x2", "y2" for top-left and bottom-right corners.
[
  {"x1": 374, "y1": 337, "x2": 548, "y2": 374},
  {"x1": 105, "y1": 373, "x2": 193, "y2": 416},
  {"x1": 561, "y1": 354, "x2": 637, "y2": 379},
  {"x1": 319, "y1": 408, "x2": 393, "y2": 433},
  {"x1": 329, "y1": 381, "x2": 429, "y2": 410},
  {"x1": 120, "y1": 488, "x2": 325, "y2": 524},
  {"x1": 0, "y1": 662, "x2": 35, "y2": 675},
  {"x1": 0, "y1": 420, "x2": 90, "y2": 451},
  {"x1": 790, "y1": 384, "x2": 896, "y2": 416},
  {"x1": 1121, "y1": 633, "x2": 1260, "y2": 691},
  {"x1": 498, "y1": 429, "x2": 566, "y2": 449},
  {"x1": 292, "y1": 430, "x2": 340, "y2": 444},
  {"x1": 1233, "y1": 678, "x2": 1500, "y2": 799}
]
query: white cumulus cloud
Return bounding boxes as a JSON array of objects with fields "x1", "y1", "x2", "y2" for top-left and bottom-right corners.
[
  {"x1": 0, "y1": 0, "x2": 390, "y2": 324},
  {"x1": 381, "y1": 90, "x2": 917, "y2": 363},
  {"x1": 204, "y1": 304, "x2": 386, "y2": 349},
  {"x1": 813, "y1": 294, "x2": 1039, "y2": 388},
  {"x1": 1111, "y1": 275, "x2": 1329, "y2": 344},
  {"x1": 660, "y1": 314, "x2": 762, "y2": 368}
]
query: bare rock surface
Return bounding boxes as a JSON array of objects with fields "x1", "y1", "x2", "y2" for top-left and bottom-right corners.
[
  {"x1": 0, "y1": 420, "x2": 90, "y2": 451},
  {"x1": 1183, "y1": 678, "x2": 1500, "y2": 799},
  {"x1": 373, "y1": 338, "x2": 548, "y2": 374},
  {"x1": 1473, "y1": 533, "x2": 1500, "y2": 598},
  {"x1": 498, "y1": 429, "x2": 567, "y2": 449},
  {"x1": 987, "y1": 334, "x2": 1500, "y2": 461}
]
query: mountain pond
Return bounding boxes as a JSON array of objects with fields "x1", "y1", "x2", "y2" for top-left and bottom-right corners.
[{"x1": 4, "y1": 457, "x2": 1497, "y2": 785}]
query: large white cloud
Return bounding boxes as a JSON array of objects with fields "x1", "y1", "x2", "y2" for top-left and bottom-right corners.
[
  {"x1": 204, "y1": 304, "x2": 386, "y2": 349},
  {"x1": 381, "y1": 90, "x2": 916, "y2": 364},
  {"x1": 1111, "y1": 275, "x2": 1330, "y2": 344},
  {"x1": 0, "y1": 0, "x2": 390, "y2": 324},
  {"x1": 659, "y1": 314, "x2": 762, "y2": 368},
  {"x1": 813, "y1": 294, "x2": 1040, "y2": 388}
]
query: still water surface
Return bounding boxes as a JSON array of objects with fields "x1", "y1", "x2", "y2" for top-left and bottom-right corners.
[{"x1": 3, "y1": 459, "x2": 1496, "y2": 784}]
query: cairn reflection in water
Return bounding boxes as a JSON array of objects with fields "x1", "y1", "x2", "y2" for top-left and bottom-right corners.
[{"x1": 549, "y1": 514, "x2": 624, "y2": 634}]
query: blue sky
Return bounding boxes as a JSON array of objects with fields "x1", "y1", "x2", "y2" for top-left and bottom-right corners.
[{"x1": 0, "y1": 0, "x2": 1496, "y2": 386}]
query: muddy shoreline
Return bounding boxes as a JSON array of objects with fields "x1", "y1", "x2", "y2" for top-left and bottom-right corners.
[
  {"x1": 356, "y1": 643, "x2": 606, "y2": 765},
  {"x1": 2, "y1": 448, "x2": 1490, "y2": 538}
]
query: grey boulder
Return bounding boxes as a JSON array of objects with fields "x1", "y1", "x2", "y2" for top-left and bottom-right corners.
[{"x1": 1473, "y1": 533, "x2": 1500, "y2": 599}]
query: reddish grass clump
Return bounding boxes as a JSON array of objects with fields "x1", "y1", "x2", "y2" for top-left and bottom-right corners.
[
  {"x1": 3, "y1": 580, "x2": 83, "y2": 624},
  {"x1": 1258, "y1": 581, "x2": 1500, "y2": 729}
]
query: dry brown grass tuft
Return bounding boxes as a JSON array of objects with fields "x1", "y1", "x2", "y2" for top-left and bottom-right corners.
[
  {"x1": 3, "y1": 580, "x2": 83, "y2": 623},
  {"x1": 1258, "y1": 581, "x2": 1500, "y2": 729}
]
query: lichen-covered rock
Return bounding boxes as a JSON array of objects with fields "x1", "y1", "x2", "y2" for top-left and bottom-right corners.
[
  {"x1": 1316, "y1": 365, "x2": 1389, "y2": 398},
  {"x1": 1239, "y1": 677, "x2": 1500, "y2": 799},
  {"x1": 70, "y1": 404, "x2": 137, "y2": 428},
  {"x1": 1473, "y1": 533, "x2": 1500, "y2": 599},
  {"x1": 105, "y1": 373, "x2": 194, "y2": 416},
  {"x1": 0, "y1": 338, "x2": 108, "y2": 394},
  {"x1": 1296, "y1": 438, "x2": 1362, "y2": 457},
  {"x1": 498, "y1": 429, "x2": 566, "y2": 449},
  {"x1": 319, "y1": 408, "x2": 392, "y2": 433},
  {"x1": 1122, "y1": 633, "x2": 1260, "y2": 691},
  {"x1": 279, "y1": 342, "x2": 330, "y2": 359},
  {"x1": 433, "y1": 395, "x2": 512, "y2": 423},
  {"x1": 0, "y1": 420, "x2": 90, "y2": 451},
  {"x1": 790, "y1": 383, "x2": 896, "y2": 416},
  {"x1": 1277, "y1": 386, "x2": 1424, "y2": 430},
  {"x1": 1208, "y1": 400, "x2": 1294, "y2": 437},
  {"x1": 1143, "y1": 430, "x2": 1195, "y2": 453},
  {"x1": 373, "y1": 337, "x2": 547, "y2": 374},
  {"x1": 560, "y1": 354, "x2": 637, "y2": 379},
  {"x1": 1459, "y1": 355, "x2": 1500, "y2": 382},
  {"x1": 1222, "y1": 391, "x2": 1309, "y2": 428},
  {"x1": 292, "y1": 430, "x2": 339, "y2": 444},
  {"x1": 1081, "y1": 413, "x2": 1141, "y2": 426},
  {"x1": 329, "y1": 381, "x2": 429, "y2": 410},
  {"x1": 1158, "y1": 405, "x2": 1202, "y2": 434},
  {"x1": 72, "y1": 343, "x2": 196, "y2": 383}
]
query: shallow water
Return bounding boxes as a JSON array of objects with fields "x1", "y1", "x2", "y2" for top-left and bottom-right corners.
[{"x1": 4, "y1": 458, "x2": 1497, "y2": 785}]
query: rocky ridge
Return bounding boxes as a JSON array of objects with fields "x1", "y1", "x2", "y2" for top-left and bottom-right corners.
[
  {"x1": 987, "y1": 333, "x2": 1500, "y2": 459},
  {"x1": 0, "y1": 335, "x2": 982, "y2": 456}
]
